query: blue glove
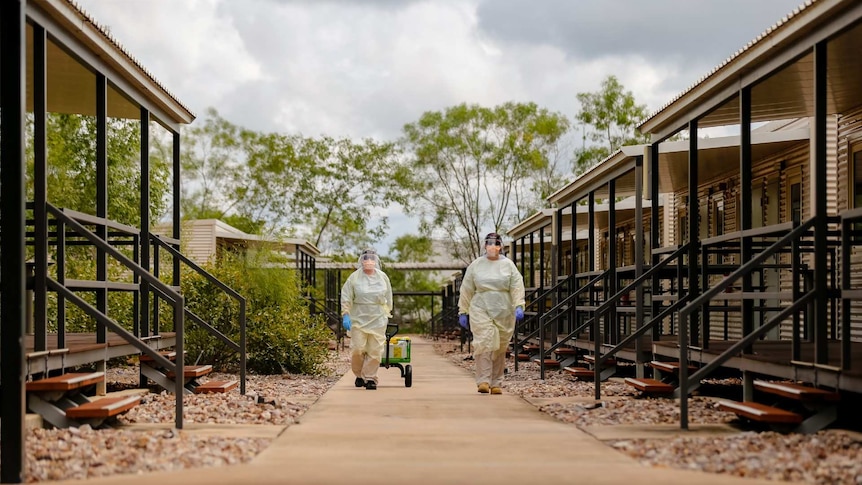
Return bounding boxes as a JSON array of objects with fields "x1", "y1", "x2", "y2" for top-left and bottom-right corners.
[
  {"x1": 458, "y1": 314, "x2": 469, "y2": 329},
  {"x1": 515, "y1": 306, "x2": 524, "y2": 322},
  {"x1": 342, "y1": 314, "x2": 351, "y2": 331}
]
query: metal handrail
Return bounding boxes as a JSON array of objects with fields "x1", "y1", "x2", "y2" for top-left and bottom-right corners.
[
  {"x1": 596, "y1": 295, "x2": 691, "y2": 367},
  {"x1": 518, "y1": 271, "x2": 607, "y2": 348},
  {"x1": 150, "y1": 234, "x2": 247, "y2": 395},
  {"x1": 678, "y1": 291, "x2": 815, "y2": 398},
  {"x1": 679, "y1": 217, "x2": 816, "y2": 320},
  {"x1": 675, "y1": 215, "x2": 829, "y2": 430},
  {"x1": 536, "y1": 244, "x2": 690, "y2": 378},
  {"x1": 46, "y1": 203, "x2": 185, "y2": 429},
  {"x1": 514, "y1": 272, "x2": 581, "y2": 346},
  {"x1": 515, "y1": 271, "x2": 609, "y2": 372}
]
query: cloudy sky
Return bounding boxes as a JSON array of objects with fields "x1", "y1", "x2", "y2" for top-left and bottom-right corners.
[{"x1": 77, "y1": 0, "x2": 803, "y2": 253}]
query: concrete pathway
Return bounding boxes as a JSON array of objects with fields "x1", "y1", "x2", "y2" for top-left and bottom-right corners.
[{"x1": 55, "y1": 336, "x2": 793, "y2": 484}]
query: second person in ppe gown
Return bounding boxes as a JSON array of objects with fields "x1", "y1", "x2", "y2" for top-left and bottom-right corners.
[
  {"x1": 341, "y1": 248, "x2": 393, "y2": 390},
  {"x1": 458, "y1": 233, "x2": 525, "y2": 394}
]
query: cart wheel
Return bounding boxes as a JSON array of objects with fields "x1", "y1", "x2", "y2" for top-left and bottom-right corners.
[{"x1": 404, "y1": 365, "x2": 412, "y2": 387}]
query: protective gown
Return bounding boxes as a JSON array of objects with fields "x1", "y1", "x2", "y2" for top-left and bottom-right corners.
[
  {"x1": 341, "y1": 264, "x2": 393, "y2": 384},
  {"x1": 458, "y1": 254, "x2": 525, "y2": 387}
]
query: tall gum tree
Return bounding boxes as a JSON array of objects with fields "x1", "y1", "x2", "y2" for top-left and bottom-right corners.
[
  {"x1": 402, "y1": 102, "x2": 569, "y2": 262},
  {"x1": 574, "y1": 75, "x2": 649, "y2": 174}
]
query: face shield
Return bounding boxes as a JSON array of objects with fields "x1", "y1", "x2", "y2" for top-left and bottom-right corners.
[
  {"x1": 483, "y1": 233, "x2": 504, "y2": 256},
  {"x1": 484, "y1": 237, "x2": 503, "y2": 247},
  {"x1": 357, "y1": 249, "x2": 381, "y2": 270}
]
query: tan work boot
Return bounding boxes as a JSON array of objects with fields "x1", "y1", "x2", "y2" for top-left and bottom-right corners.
[
  {"x1": 490, "y1": 387, "x2": 502, "y2": 395},
  {"x1": 477, "y1": 382, "x2": 490, "y2": 393}
]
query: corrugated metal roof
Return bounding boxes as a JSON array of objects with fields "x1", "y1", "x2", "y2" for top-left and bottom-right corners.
[{"x1": 639, "y1": 1, "x2": 814, "y2": 132}]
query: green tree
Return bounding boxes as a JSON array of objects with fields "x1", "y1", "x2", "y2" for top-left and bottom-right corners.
[
  {"x1": 25, "y1": 112, "x2": 172, "y2": 332},
  {"x1": 287, "y1": 136, "x2": 414, "y2": 253},
  {"x1": 174, "y1": 108, "x2": 248, "y2": 225},
  {"x1": 386, "y1": 234, "x2": 447, "y2": 333},
  {"x1": 28, "y1": 113, "x2": 171, "y2": 226},
  {"x1": 574, "y1": 75, "x2": 649, "y2": 174},
  {"x1": 402, "y1": 102, "x2": 570, "y2": 262},
  {"x1": 177, "y1": 109, "x2": 416, "y2": 255}
]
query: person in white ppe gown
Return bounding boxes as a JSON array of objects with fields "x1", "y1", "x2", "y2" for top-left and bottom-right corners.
[
  {"x1": 341, "y1": 248, "x2": 393, "y2": 390},
  {"x1": 458, "y1": 233, "x2": 525, "y2": 394}
]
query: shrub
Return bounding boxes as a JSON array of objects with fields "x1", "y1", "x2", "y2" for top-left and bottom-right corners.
[{"x1": 181, "y1": 249, "x2": 332, "y2": 375}]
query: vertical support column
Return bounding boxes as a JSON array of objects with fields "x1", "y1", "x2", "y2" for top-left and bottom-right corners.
[
  {"x1": 139, "y1": 108, "x2": 151, "y2": 339},
  {"x1": 635, "y1": 155, "x2": 645, "y2": 378},
  {"x1": 740, "y1": 86, "x2": 755, "y2": 401},
  {"x1": 1, "y1": 1, "x2": 28, "y2": 481},
  {"x1": 553, "y1": 207, "x2": 562, "y2": 285},
  {"x1": 680, "y1": 119, "x2": 700, "y2": 431},
  {"x1": 588, "y1": 192, "x2": 596, "y2": 273},
  {"x1": 96, "y1": 75, "x2": 108, "y2": 344},
  {"x1": 588, "y1": 191, "x2": 596, "y2": 339},
  {"x1": 172, "y1": 132, "x2": 182, "y2": 293},
  {"x1": 539, "y1": 224, "x2": 545, "y2": 291},
  {"x1": 529, "y1": 232, "x2": 535, "y2": 289},
  {"x1": 813, "y1": 42, "x2": 828, "y2": 364},
  {"x1": 570, "y1": 199, "x2": 577, "y2": 279},
  {"x1": 589, "y1": 190, "x2": 601, "y2": 399},
  {"x1": 33, "y1": 24, "x2": 48, "y2": 352},
  {"x1": 607, "y1": 180, "x2": 617, "y2": 344},
  {"x1": 649, "y1": 144, "x2": 661, "y2": 342},
  {"x1": 740, "y1": 86, "x2": 753, "y2": 343}
]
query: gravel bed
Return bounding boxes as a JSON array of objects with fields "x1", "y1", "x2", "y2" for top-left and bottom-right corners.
[
  {"x1": 18, "y1": 340, "x2": 862, "y2": 483},
  {"x1": 434, "y1": 340, "x2": 862, "y2": 484},
  {"x1": 22, "y1": 349, "x2": 351, "y2": 483}
]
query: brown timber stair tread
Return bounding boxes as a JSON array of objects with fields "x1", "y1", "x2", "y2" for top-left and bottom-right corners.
[
  {"x1": 582, "y1": 355, "x2": 615, "y2": 366},
  {"x1": 563, "y1": 366, "x2": 594, "y2": 379},
  {"x1": 194, "y1": 380, "x2": 239, "y2": 394},
  {"x1": 624, "y1": 377, "x2": 673, "y2": 394},
  {"x1": 166, "y1": 364, "x2": 213, "y2": 379},
  {"x1": 140, "y1": 350, "x2": 186, "y2": 363},
  {"x1": 516, "y1": 353, "x2": 531, "y2": 361},
  {"x1": 716, "y1": 400, "x2": 803, "y2": 424},
  {"x1": 754, "y1": 380, "x2": 840, "y2": 403},
  {"x1": 522, "y1": 344, "x2": 541, "y2": 352},
  {"x1": 649, "y1": 360, "x2": 697, "y2": 373},
  {"x1": 553, "y1": 348, "x2": 579, "y2": 356},
  {"x1": 533, "y1": 358, "x2": 561, "y2": 368},
  {"x1": 26, "y1": 372, "x2": 104, "y2": 392},
  {"x1": 65, "y1": 395, "x2": 141, "y2": 420}
]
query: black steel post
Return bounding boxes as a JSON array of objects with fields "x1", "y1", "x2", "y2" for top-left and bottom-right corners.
[
  {"x1": 1, "y1": 0, "x2": 28, "y2": 480},
  {"x1": 813, "y1": 42, "x2": 828, "y2": 364},
  {"x1": 96, "y1": 75, "x2": 108, "y2": 343},
  {"x1": 740, "y1": 86, "x2": 753, "y2": 354}
]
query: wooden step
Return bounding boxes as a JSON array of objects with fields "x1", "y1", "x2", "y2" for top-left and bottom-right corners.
[
  {"x1": 754, "y1": 380, "x2": 840, "y2": 403},
  {"x1": 563, "y1": 366, "x2": 594, "y2": 380},
  {"x1": 65, "y1": 395, "x2": 141, "y2": 420},
  {"x1": 649, "y1": 360, "x2": 697, "y2": 374},
  {"x1": 522, "y1": 344, "x2": 540, "y2": 352},
  {"x1": 194, "y1": 380, "x2": 239, "y2": 394},
  {"x1": 140, "y1": 350, "x2": 185, "y2": 363},
  {"x1": 624, "y1": 377, "x2": 673, "y2": 394},
  {"x1": 26, "y1": 372, "x2": 104, "y2": 392},
  {"x1": 582, "y1": 355, "x2": 615, "y2": 366},
  {"x1": 166, "y1": 364, "x2": 213, "y2": 379},
  {"x1": 516, "y1": 353, "x2": 531, "y2": 361},
  {"x1": 533, "y1": 358, "x2": 560, "y2": 368},
  {"x1": 716, "y1": 400, "x2": 803, "y2": 424},
  {"x1": 553, "y1": 348, "x2": 579, "y2": 357}
]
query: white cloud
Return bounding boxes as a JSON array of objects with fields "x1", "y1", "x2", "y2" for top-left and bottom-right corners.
[{"x1": 76, "y1": 0, "x2": 803, "y2": 254}]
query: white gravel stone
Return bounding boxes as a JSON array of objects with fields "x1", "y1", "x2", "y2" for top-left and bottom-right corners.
[{"x1": 19, "y1": 341, "x2": 862, "y2": 484}]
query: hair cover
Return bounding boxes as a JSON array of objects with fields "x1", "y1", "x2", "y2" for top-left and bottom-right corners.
[{"x1": 357, "y1": 248, "x2": 381, "y2": 269}]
